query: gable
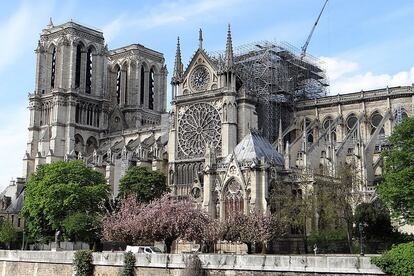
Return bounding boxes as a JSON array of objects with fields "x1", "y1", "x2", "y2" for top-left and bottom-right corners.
[{"x1": 182, "y1": 49, "x2": 219, "y2": 94}]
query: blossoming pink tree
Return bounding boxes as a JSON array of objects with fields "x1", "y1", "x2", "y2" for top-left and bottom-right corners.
[
  {"x1": 222, "y1": 210, "x2": 287, "y2": 254},
  {"x1": 103, "y1": 195, "x2": 211, "y2": 253}
]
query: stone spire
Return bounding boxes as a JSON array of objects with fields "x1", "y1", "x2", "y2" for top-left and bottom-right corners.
[
  {"x1": 47, "y1": 17, "x2": 54, "y2": 29},
  {"x1": 277, "y1": 117, "x2": 283, "y2": 154},
  {"x1": 172, "y1": 37, "x2": 183, "y2": 83},
  {"x1": 224, "y1": 24, "x2": 234, "y2": 69},
  {"x1": 198, "y1": 28, "x2": 203, "y2": 49}
]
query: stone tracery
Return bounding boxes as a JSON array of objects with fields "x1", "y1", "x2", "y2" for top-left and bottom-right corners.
[{"x1": 177, "y1": 102, "x2": 221, "y2": 158}]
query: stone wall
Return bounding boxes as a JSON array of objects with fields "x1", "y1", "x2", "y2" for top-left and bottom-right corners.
[{"x1": 0, "y1": 250, "x2": 385, "y2": 276}]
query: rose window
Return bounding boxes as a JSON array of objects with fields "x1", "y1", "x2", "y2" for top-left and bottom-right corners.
[
  {"x1": 190, "y1": 66, "x2": 210, "y2": 91},
  {"x1": 178, "y1": 103, "x2": 221, "y2": 157}
]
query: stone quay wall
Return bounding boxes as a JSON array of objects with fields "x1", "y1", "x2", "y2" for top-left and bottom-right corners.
[{"x1": 0, "y1": 250, "x2": 385, "y2": 276}]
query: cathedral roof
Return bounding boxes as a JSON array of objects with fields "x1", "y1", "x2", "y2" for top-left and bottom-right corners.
[
  {"x1": 5, "y1": 190, "x2": 24, "y2": 213},
  {"x1": 224, "y1": 131, "x2": 284, "y2": 166}
]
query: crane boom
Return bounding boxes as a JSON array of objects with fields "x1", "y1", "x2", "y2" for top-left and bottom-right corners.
[{"x1": 301, "y1": 0, "x2": 329, "y2": 59}]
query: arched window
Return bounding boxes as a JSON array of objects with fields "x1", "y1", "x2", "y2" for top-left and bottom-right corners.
[
  {"x1": 85, "y1": 48, "x2": 93, "y2": 94},
  {"x1": 75, "y1": 44, "x2": 82, "y2": 88},
  {"x1": 125, "y1": 68, "x2": 128, "y2": 105},
  {"x1": 394, "y1": 106, "x2": 408, "y2": 125},
  {"x1": 346, "y1": 114, "x2": 358, "y2": 133},
  {"x1": 116, "y1": 65, "x2": 121, "y2": 104},
  {"x1": 50, "y1": 46, "x2": 57, "y2": 88},
  {"x1": 75, "y1": 103, "x2": 80, "y2": 123},
  {"x1": 323, "y1": 116, "x2": 336, "y2": 143},
  {"x1": 224, "y1": 179, "x2": 244, "y2": 219},
  {"x1": 370, "y1": 111, "x2": 384, "y2": 135},
  {"x1": 149, "y1": 68, "x2": 154, "y2": 110},
  {"x1": 140, "y1": 65, "x2": 145, "y2": 105},
  {"x1": 86, "y1": 136, "x2": 98, "y2": 155},
  {"x1": 322, "y1": 116, "x2": 333, "y2": 130},
  {"x1": 74, "y1": 134, "x2": 84, "y2": 156}
]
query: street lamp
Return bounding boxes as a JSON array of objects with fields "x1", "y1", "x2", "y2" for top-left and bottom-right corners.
[{"x1": 358, "y1": 222, "x2": 364, "y2": 256}]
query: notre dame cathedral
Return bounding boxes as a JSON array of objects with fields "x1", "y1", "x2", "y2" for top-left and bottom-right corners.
[{"x1": 2, "y1": 19, "x2": 413, "y2": 231}]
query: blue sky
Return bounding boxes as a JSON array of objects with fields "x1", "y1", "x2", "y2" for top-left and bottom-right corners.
[{"x1": 1, "y1": 0, "x2": 414, "y2": 189}]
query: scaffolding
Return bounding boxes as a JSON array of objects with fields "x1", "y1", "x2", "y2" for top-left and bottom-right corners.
[{"x1": 210, "y1": 40, "x2": 328, "y2": 142}]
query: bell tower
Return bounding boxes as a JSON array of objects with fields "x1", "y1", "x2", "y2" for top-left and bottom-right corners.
[{"x1": 24, "y1": 19, "x2": 107, "y2": 178}]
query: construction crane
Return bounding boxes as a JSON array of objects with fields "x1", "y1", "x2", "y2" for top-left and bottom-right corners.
[{"x1": 301, "y1": 0, "x2": 329, "y2": 59}]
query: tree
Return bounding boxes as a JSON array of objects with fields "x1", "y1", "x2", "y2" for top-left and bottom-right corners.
[
  {"x1": 22, "y1": 160, "x2": 109, "y2": 242},
  {"x1": 222, "y1": 211, "x2": 287, "y2": 254},
  {"x1": 354, "y1": 199, "x2": 394, "y2": 240},
  {"x1": 379, "y1": 117, "x2": 414, "y2": 224},
  {"x1": 268, "y1": 179, "x2": 314, "y2": 253},
  {"x1": 103, "y1": 195, "x2": 210, "y2": 253},
  {"x1": 202, "y1": 219, "x2": 225, "y2": 253},
  {"x1": 0, "y1": 220, "x2": 18, "y2": 249},
  {"x1": 119, "y1": 166, "x2": 168, "y2": 202},
  {"x1": 102, "y1": 195, "x2": 145, "y2": 245},
  {"x1": 314, "y1": 164, "x2": 364, "y2": 253},
  {"x1": 62, "y1": 213, "x2": 102, "y2": 243}
]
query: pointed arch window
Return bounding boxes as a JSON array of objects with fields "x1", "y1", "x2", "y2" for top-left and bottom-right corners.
[
  {"x1": 85, "y1": 48, "x2": 93, "y2": 94},
  {"x1": 125, "y1": 67, "x2": 128, "y2": 105},
  {"x1": 116, "y1": 66, "x2": 121, "y2": 104},
  {"x1": 140, "y1": 66, "x2": 145, "y2": 105},
  {"x1": 149, "y1": 68, "x2": 154, "y2": 110},
  {"x1": 50, "y1": 46, "x2": 56, "y2": 88},
  {"x1": 224, "y1": 179, "x2": 244, "y2": 219},
  {"x1": 75, "y1": 44, "x2": 82, "y2": 88},
  {"x1": 75, "y1": 103, "x2": 80, "y2": 123}
]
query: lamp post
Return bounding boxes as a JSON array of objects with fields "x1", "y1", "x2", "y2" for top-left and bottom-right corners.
[{"x1": 358, "y1": 222, "x2": 364, "y2": 256}]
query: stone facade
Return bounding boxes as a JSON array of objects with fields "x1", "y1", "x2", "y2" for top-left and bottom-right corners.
[
  {"x1": 23, "y1": 20, "x2": 168, "y2": 197},
  {"x1": 10, "y1": 20, "x2": 414, "y2": 231}
]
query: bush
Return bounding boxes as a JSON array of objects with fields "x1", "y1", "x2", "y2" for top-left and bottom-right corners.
[
  {"x1": 73, "y1": 250, "x2": 94, "y2": 276},
  {"x1": 121, "y1": 251, "x2": 136, "y2": 276},
  {"x1": 372, "y1": 241, "x2": 414, "y2": 276}
]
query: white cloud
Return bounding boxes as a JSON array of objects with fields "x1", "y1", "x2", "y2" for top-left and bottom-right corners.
[
  {"x1": 0, "y1": 107, "x2": 29, "y2": 191},
  {"x1": 102, "y1": 0, "x2": 242, "y2": 42},
  {"x1": 0, "y1": 1, "x2": 54, "y2": 72},
  {"x1": 320, "y1": 56, "x2": 414, "y2": 94}
]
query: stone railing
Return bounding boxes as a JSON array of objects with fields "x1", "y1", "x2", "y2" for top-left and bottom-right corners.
[
  {"x1": 297, "y1": 85, "x2": 414, "y2": 109},
  {"x1": 0, "y1": 250, "x2": 385, "y2": 275}
]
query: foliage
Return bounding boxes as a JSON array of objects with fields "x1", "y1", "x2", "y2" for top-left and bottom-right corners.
[
  {"x1": 268, "y1": 180, "x2": 314, "y2": 253},
  {"x1": 268, "y1": 164, "x2": 364, "y2": 254},
  {"x1": 22, "y1": 160, "x2": 109, "y2": 241},
  {"x1": 119, "y1": 166, "x2": 168, "y2": 202},
  {"x1": 62, "y1": 212, "x2": 102, "y2": 243},
  {"x1": 222, "y1": 211, "x2": 287, "y2": 254},
  {"x1": 0, "y1": 220, "x2": 18, "y2": 245},
  {"x1": 73, "y1": 250, "x2": 94, "y2": 276},
  {"x1": 372, "y1": 242, "x2": 414, "y2": 276},
  {"x1": 121, "y1": 251, "x2": 136, "y2": 276},
  {"x1": 354, "y1": 199, "x2": 394, "y2": 240},
  {"x1": 202, "y1": 219, "x2": 225, "y2": 252},
  {"x1": 102, "y1": 196, "x2": 145, "y2": 245},
  {"x1": 103, "y1": 195, "x2": 210, "y2": 253},
  {"x1": 379, "y1": 116, "x2": 414, "y2": 224}
]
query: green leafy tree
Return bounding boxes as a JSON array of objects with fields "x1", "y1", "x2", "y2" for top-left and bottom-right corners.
[
  {"x1": 379, "y1": 117, "x2": 414, "y2": 224},
  {"x1": 62, "y1": 213, "x2": 102, "y2": 243},
  {"x1": 119, "y1": 166, "x2": 168, "y2": 202},
  {"x1": 22, "y1": 160, "x2": 109, "y2": 241},
  {"x1": 354, "y1": 199, "x2": 394, "y2": 240},
  {"x1": 0, "y1": 220, "x2": 18, "y2": 249},
  {"x1": 372, "y1": 241, "x2": 414, "y2": 276}
]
